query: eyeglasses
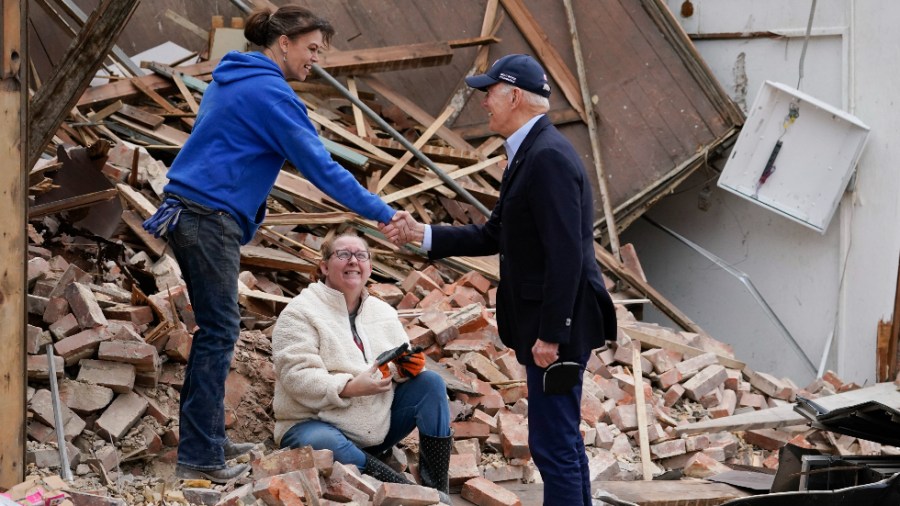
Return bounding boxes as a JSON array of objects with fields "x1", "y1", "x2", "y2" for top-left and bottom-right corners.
[{"x1": 331, "y1": 249, "x2": 371, "y2": 262}]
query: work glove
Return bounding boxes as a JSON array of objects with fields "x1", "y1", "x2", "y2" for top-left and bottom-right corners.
[
  {"x1": 378, "y1": 362, "x2": 393, "y2": 379},
  {"x1": 142, "y1": 197, "x2": 184, "y2": 238},
  {"x1": 395, "y1": 350, "x2": 426, "y2": 378}
]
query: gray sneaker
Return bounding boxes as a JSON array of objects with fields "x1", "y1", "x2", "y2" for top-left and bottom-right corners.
[
  {"x1": 223, "y1": 439, "x2": 256, "y2": 460},
  {"x1": 175, "y1": 463, "x2": 250, "y2": 484}
]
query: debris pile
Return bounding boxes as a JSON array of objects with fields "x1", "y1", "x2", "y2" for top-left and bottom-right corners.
[
  {"x1": 12, "y1": 4, "x2": 893, "y2": 505},
  {"x1": 18, "y1": 167, "x2": 900, "y2": 504}
]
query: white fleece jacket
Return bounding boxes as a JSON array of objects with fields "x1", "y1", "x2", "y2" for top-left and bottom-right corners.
[{"x1": 272, "y1": 281, "x2": 410, "y2": 447}]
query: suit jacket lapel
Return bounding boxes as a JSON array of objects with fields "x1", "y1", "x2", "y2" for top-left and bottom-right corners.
[{"x1": 501, "y1": 115, "x2": 551, "y2": 194}]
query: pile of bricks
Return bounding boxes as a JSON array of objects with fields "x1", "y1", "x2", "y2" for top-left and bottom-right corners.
[
  {"x1": 19, "y1": 185, "x2": 898, "y2": 505},
  {"x1": 204, "y1": 445, "x2": 522, "y2": 506}
]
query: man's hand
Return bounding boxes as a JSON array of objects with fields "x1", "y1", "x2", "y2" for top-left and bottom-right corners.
[
  {"x1": 380, "y1": 211, "x2": 425, "y2": 245},
  {"x1": 340, "y1": 365, "x2": 393, "y2": 398},
  {"x1": 532, "y1": 339, "x2": 559, "y2": 368}
]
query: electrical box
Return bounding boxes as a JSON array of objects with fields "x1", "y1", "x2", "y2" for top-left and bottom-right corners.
[{"x1": 717, "y1": 81, "x2": 870, "y2": 234}]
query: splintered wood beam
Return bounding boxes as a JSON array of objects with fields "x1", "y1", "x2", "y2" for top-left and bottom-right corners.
[
  {"x1": 239, "y1": 245, "x2": 317, "y2": 273},
  {"x1": 78, "y1": 59, "x2": 216, "y2": 109},
  {"x1": 85, "y1": 99, "x2": 123, "y2": 122},
  {"x1": 318, "y1": 41, "x2": 453, "y2": 77},
  {"x1": 28, "y1": 0, "x2": 139, "y2": 170},
  {"x1": 447, "y1": 35, "x2": 501, "y2": 48},
  {"x1": 0, "y1": 0, "x2": 26, "y2": 488},
  {"x1": 362, "y1": 76, "x2": 477, "y2": 154},
  {"x1": 619, "y1": 325, "x2": 744, "y2": 370},
  {"x1": 262, "y1": 211, "x2": 358, "y2": 226},
  {"x1": 172, "y1": 73, "x2": 200, "y2": 114},
  {"x1": 375, "y1": 106, "x2": 455, "y2": 193},
  {"x1": 564, "y1": 0, "x2": 621, "y2": 259},
  {"x1": 498, "y1": 0, "x2": 587, "y2": 123},
  {"x1": 383, "y1": 155, "x2": 504, "y2": 204},
  {"x1": 631, "y1": 342, "x2": 653, "y2": 481},
  {"x1": 116, "y1": 182, "x2": 158, "y2": 218},
  {"x1": 130, "y1": 77, "x2": 194, "y2": 129},
  {"x1": 28, "y1": 187, "x2": 118, "y2": 219},
  {"x1": 110, "y1": 114, "x2": 190, "y2": 146},
  {"x1": 361, "y1": 136, "x2": 481, "y2": 165},
  {"x1": 307, "y1": 109, "x2": 397, "y2": 163},
  {"x1": 53, "y1": 0, "x2": 143, "y2": 77},
  {"x1": 346, "y1": 77, "x2": 368, "y2": 137},
  {"x1": 120, "y1": 209, "x2": 167, "y2": 258},
  {"x1": 117, "y1": 103, "x2": 164, "y2": 129}
]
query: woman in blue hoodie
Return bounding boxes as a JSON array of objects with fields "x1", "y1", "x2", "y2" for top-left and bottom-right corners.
[{"x1": 150, "y1": 5, "x2": 398, "y2": 483}]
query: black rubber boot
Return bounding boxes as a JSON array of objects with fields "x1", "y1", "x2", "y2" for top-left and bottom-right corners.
[
  {"x1": 363, "y1": 452, "x2": 451, "y2": 504},
  {"x1": 419, "y1": 433, "x2": 453, "y2": 504},
  {"x1": 363, "y1": 452, "x2": 415, "y2": 485}
]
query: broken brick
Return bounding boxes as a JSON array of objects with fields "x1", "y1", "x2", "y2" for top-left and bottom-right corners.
[
  {"x1": 95, "y1": 392, "x2": 148, "y2": 442},
  {"x1": 65, "y1": 282, "x2": 109, "y2": 329},
  {"x1": 461, "y1": 477, "x2": 522, "y2": 506}
]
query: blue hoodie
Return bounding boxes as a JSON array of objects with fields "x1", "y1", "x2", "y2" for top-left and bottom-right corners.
[{"x1": 163, "y1": 51, "x2": 394, "y2": 244}]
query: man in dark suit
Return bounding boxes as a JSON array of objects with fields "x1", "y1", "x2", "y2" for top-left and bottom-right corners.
[{"x1": 384, "y1": 54, "x2": 617, "y2": 505}]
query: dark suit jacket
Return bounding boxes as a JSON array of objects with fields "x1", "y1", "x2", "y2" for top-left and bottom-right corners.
[{"x1": 430, "y1": 115, "x2": 616, "y2": 365}]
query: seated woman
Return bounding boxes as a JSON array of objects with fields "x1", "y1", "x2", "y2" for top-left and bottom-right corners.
[{"x1": 272, "y1": 226, "x2": 452, "y2": 502}]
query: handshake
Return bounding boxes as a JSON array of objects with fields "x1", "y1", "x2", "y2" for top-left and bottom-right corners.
[
  {"x1": 375, "y1": 342, "x2": 426, "y2": 379},
  {"x1": 379, "y1": 210, "x2": 424, "y2": 246}
]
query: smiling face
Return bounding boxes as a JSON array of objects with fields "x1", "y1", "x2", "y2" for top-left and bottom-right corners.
[
  {"x1": 481, "y1": 83, "x2": 519, "y2": 137},
  {"x1": 277, "y1": 30, "x2": 325, "y2": 81},
  {"x1": 320, "y1": 235, "x2": 372, "y2": 298}
]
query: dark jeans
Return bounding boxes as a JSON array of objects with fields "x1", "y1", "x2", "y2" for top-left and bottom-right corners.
[
  {"x1": 526, "y1": 353, "x2": 592, "y2": 506},
  {"x1": 280, "y1": 370, "x2": 451, "y2": 469},
  {"x1": 169, "y1": 203, "x2": 243, "y2": 470}
]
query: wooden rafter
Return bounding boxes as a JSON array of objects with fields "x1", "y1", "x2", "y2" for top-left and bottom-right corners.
[
  {"x1": 28, "y1": 0, "x2": 140, "y2": 169},
  {"x1": 375, "y1": 106, "x2": 455, "y2": 193},
  {"x1": 498, "y1": 0, "x2": 587, "y2": 123}
]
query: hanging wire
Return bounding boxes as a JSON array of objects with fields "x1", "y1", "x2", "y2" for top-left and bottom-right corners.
[{"x1": 796, "y1": 0, "x2": 819, "y2": 90}]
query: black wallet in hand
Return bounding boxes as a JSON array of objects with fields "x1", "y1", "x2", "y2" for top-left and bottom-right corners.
[{"x1": 542, "y1": 361, "x2": 583, "y2": 394}]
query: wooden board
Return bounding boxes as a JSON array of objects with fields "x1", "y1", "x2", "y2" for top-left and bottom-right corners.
[
  {"x1": 675, "y1": 382, "x2": 900, "y2": 436},
  {"x1": 620, "y1": 324, "x2": 745, "y2": 370},
  {"x1": 498, "y1": 0, "x2": 587, "y2": 123},
  {"x1": 239, "y1": 245, "x2": 317, "y2": 273},
  {"x1": 318, "y1": 41, "x2": 453, "y2": 77},
  {"x1": 120, "y1": 210, "x2": 168, "y2": 259},
  {"x1": 361, "y1": 136, "x2": 481, "y2": 165},
  {"x1": 452, "y1": 480, "x2": 749, "y2": 506},
  {"x1": 0, "y1": 0, "x2": 26, "y2": 487}
]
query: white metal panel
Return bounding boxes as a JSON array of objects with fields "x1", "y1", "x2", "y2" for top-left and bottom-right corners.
[
  {"x1": 718, "y1": 81, "x2": 869, "y2": 233},
  {"x1": 622, "y1": 0, "x2": 851, "y2": 385}
]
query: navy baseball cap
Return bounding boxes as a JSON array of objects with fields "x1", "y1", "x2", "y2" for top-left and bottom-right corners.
[{"x1": 465, "y1": 54, "x2": 551, "y2": 97}]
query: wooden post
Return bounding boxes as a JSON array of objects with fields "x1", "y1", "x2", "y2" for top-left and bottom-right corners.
[
  {"x1": 563, "y1": 0, "x2": 622, "y2": 259},
  {"x1": 631, "y1": 342, "x2": 654, "y2": 481},
  {"x1": 0, "y1": 0, "x2": 26, "y2": 488}
]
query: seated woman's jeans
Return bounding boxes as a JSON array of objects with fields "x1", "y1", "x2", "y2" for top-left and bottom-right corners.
[
  {"x1": 280, "y1": 370, "x2": 451, "y2": 469},
  {"x1": 170, "y1": 206, "x2": 243, "y2": 470}
]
